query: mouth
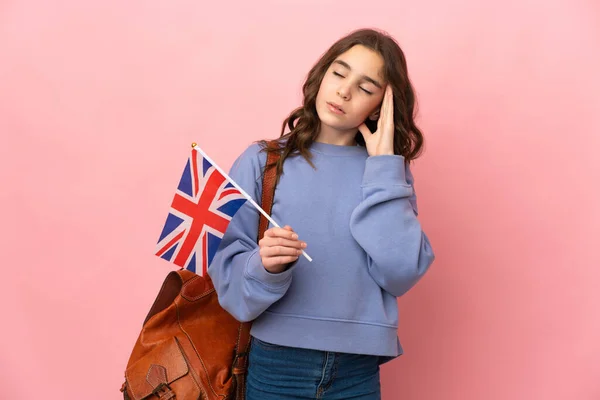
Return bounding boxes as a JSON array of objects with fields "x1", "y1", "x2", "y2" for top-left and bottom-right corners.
[{"x1": 326, "y1": 102, "x2": 345, "y2": 115}]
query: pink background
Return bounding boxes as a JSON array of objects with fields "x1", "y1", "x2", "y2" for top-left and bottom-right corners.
[{"x1": 1, "y1": 1, "x2": 599, "y2": 399}]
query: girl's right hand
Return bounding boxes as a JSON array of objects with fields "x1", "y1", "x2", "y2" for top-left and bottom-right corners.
[{"x1": 259, "y1": 225, "x2": 306, "y2": 274}]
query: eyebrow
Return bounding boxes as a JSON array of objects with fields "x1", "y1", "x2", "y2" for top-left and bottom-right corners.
[{"x1": 333, "y1": 60, "x2": 383, "y2": 89}]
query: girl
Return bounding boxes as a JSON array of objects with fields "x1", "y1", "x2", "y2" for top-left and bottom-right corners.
[{"x1": 208, "y1": 28, "x2": 435, "y2": 399}]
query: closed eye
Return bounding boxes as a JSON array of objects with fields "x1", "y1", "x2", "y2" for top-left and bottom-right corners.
[{"x1": 333, "y1": 71, "x2": 373, "y2": 95}]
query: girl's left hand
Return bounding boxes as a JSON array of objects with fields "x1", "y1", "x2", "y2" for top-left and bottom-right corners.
[{"x1": 358, "y1": 85, "x2": 395, "y2": 156}]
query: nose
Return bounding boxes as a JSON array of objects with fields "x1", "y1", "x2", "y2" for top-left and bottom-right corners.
[{"x1": 337, "y1": 84, "x2": 351, "y2": 101}]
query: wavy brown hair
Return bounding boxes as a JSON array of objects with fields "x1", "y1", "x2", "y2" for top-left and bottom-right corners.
[{"x1": 258, "y1": 28, "x2": 424, "y2": 179}]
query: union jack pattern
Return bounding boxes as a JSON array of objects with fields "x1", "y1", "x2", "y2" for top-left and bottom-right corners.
[{"x1": 155, "y1": 147, "x2": 246, "y2": 275}]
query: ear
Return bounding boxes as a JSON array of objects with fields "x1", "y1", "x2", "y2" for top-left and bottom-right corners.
[{"x1": 368, "y1": 110, "x2": 380, "y2": 121}]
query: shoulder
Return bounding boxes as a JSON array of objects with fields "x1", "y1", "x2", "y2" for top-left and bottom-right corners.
[
  {"x1": 238, "y1": 142, "x2": 265, "y2": 162},
  {"x1": 235, "y1": 138, "x2": 289, "y2": 167},
  {"x1": 230, "y1": 142, "x2": 268, "y2": 182},
  {"x1": 404, "y1": 160, "x2": 415, "y2": 185}
]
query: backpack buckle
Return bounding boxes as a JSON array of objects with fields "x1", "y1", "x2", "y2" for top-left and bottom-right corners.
[{"x1": 152, "y1": 382, "x2": 175, "y2": 400}]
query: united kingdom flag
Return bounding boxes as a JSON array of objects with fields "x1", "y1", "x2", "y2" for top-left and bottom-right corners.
[{"x1": 155, "y1": 146, "x2": 247, "y2": 275}]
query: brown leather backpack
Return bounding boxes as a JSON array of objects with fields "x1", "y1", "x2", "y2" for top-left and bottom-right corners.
[{"x1": 120, "y1": 145, "x2": 280, "y2": 400}]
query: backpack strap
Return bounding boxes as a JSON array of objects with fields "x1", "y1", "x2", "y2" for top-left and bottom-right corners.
[
  {"x1": 258, "y1": 141, "x2": 280, "y2": 241},
  {"x1": 233, "y1": 140, "x2": 281, "y2": 399}
]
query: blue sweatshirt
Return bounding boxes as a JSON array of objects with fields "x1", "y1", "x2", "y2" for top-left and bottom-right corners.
[{"x1": 207, "y1": 140, "x2": 435, "y2": 359}]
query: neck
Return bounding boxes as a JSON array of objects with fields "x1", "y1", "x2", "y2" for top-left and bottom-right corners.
[{"x1": 315, "y1": 125, "x2": 358, "y2": 146}]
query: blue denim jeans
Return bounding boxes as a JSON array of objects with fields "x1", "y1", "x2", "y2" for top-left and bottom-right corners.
[{"x1": 246, "y1": 337, "x2": 381, "y2": 399}]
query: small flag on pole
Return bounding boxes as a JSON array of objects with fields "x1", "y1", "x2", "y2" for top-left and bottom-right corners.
[
  {"x1": 155, "y1": 143, "x2": 312, "y2": 275},
  {"x1": 155, "y1": 144, "x2": 247, "y2": 275}
]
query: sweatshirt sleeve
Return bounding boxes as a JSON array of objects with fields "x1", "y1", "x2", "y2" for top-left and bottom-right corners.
[
  {"x1": 349, "y1": 155, "x2": 435, "y2": 297},
  {"x1": 207, "y1": 144, "x2": 295, "y2": 322}
]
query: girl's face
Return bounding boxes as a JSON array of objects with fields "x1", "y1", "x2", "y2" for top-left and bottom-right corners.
[{"x1": 316, "y1": 44, "x2": 387, "y2": 136}]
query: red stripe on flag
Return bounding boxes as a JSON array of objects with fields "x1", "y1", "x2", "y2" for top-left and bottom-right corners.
[
  {"x1": 155, "y1": 230, "x2": 185, "y2": 259},
  {"x1": 172, "y1": 170, "x2": 229, "y2": 266},
  {"x1": 218, "y1": 188, "x2": 241, "y2": 200}
]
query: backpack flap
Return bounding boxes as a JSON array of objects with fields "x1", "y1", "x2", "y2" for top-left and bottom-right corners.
[{"x1": 125, "y1": 337, "x2": 189, "y2": 399}]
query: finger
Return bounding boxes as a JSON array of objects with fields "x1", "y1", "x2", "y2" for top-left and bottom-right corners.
[
  {"x1": 264, "y1": 255, "x2": 299, "y2": 268},
  {"x1": 383, "y1": 87, "x2": 395, "y2": 146},
  {"x1": 261, "y1": 246, "x2": 303, "y2": 258},
  {"x1": 386, "y1": 86, "x2": 394, "y2": 123},
  {"x1": 262, "y1": 236, "x2": 306, "y2": 249},
  {"x1": 379, "y1": 86, "x2": 388, "y2": 123},
  {"x1": 265, "y1": 227, "x2": 298, "y2": 239},
  {"x1": 274, "y1": 255, "x2": 300, "y2": 265},
  {"x1": 386, "y1": 86, "x2": 394, "y2": 121}
]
